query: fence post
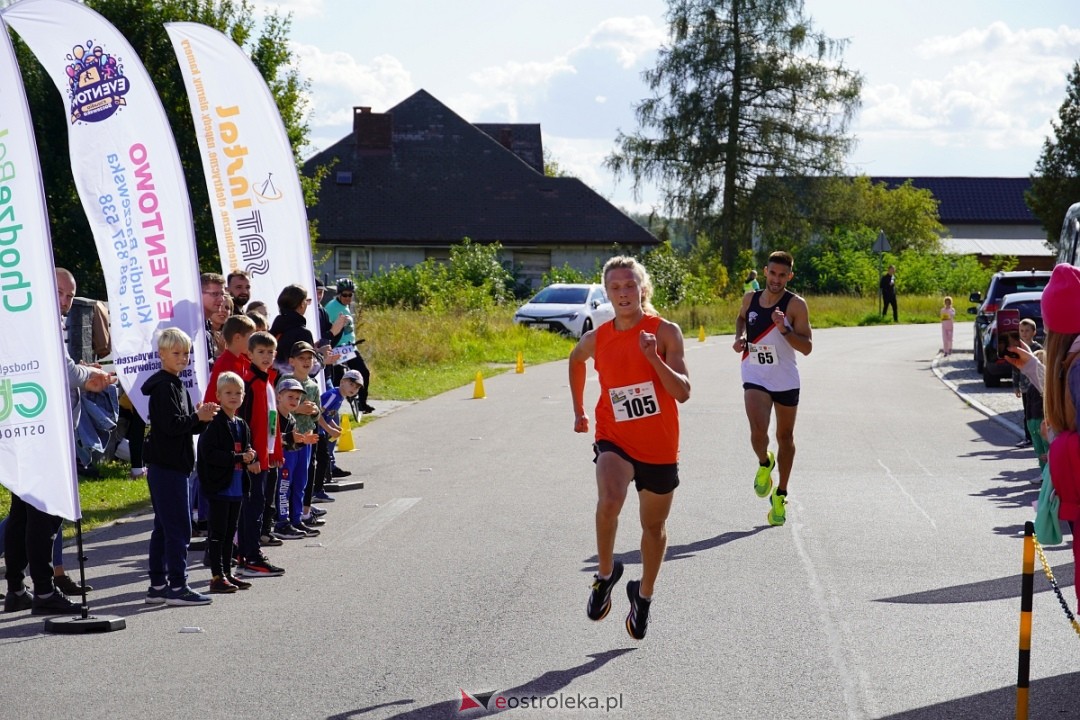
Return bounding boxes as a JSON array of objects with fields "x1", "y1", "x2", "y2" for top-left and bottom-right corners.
[{"x1": 1016, "y1": 520, "x2": 1035, "y2": 720}]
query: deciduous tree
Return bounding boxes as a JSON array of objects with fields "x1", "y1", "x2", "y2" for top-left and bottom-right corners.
[{"x1": 1026, "y1": 60, "x2": 1080, "y2": 248}]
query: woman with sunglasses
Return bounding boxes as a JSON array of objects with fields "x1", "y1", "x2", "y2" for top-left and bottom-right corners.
[{"x1": 324, "y1": 279, "x2": 375, "y2": 414}]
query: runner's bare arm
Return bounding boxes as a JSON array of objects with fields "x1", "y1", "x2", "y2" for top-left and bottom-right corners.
[
  {"x1": 733, "y1": 292, "x2": 752, "y2": 352},
  {"x1": 646, "y1": 320, "x2": 690, "y2": 403},
  {"x1": 569, "y1": 330, "x2": 597, "y2": 433},
  {"x1": 778, "y1": 296, "x2": 813, "y2": 356}
]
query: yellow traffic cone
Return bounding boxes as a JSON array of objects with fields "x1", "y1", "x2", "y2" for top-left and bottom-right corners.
[
  {"x1": 337, "y1": 414, "x2": 356, "y2": 452},
  {"x1": 516, "y1": 351, "x2": 525, "y2": 374},
  {"x1": 473, "y1": 371, "x2": 486, "y2": 399},
  {"x1": 698, "y1": 325, "x2": 706, "y2": 342}
]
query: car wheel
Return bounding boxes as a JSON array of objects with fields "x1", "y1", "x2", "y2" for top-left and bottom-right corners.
[
  {"x1": 982, "y1": 369, "x2": 1001, "y2": 388},
  {"x1": 581, "y1": 318, "x2": 593, "y2": 336}
]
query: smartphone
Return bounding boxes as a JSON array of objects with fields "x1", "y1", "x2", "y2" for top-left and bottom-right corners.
[{"x1": 996, "y1": 308, "x2": 1021, "y2": 360}]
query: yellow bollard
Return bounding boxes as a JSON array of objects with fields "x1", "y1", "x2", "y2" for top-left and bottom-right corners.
[
  {"x1": 516, "y1": 351, "x2": 525, "y2": 374},
  {"x1": 337, "y1": 414, "x2": 356, "y2": 452},
  {"x1": 698, "y1": 325, "x2": 706, "y2": 342},
  {"x1": 473, "y1": 371, "x2": 486, "y2": 399}
]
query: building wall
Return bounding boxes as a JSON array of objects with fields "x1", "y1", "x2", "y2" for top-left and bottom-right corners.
[{"x1": 318, "y1": 243, "x2": 637, "y2": 286}]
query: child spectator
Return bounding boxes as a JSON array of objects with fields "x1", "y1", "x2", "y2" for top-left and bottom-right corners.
[
  {"x1": 939, "y1": 296, "x2": 955, "y2": 357},
  {"x1": 142, "y1": 328, "x2": 218, "y2": 606},
  {"x1": 1029, "y1": 349, "x2": 1049, "y2": 470},
  {"x1": 196, "y1": 372, "x2": 256, "y2": 594},
  {"x1": 205, "y1": 315, "x2": 256, "y2": 403},
  {"x1": 273, "y1": 376, "x2": 308, "y2": 539},
  {"x1": 237, "y1": 331, "x2": 286, "y2": 577},
  {"x1": 314, "y1": 369, "x2": 365, "y2": 501},
  {"x1": 1013, "y1": 318, "x2": 1043, "y2": 448},
  {"x1": 277, "y1": 342, "x2": 334, "y2": 537}
]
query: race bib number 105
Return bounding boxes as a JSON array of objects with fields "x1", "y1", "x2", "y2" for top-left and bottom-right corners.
[{"x1": 609, "y1": 381, "x2": 660, "y2": 422}]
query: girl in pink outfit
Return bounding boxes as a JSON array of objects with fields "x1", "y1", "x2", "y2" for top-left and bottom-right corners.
[{"x1": 940, "y1": 296, "x2": 955, "y2": 356}]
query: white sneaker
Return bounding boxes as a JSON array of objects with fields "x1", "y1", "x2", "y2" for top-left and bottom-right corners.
[{"x1": 130, "y1": 467, "x2": 147, "y2": 479}]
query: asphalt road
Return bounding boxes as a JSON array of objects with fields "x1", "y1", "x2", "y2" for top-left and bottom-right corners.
[{"x1": 1, "y1": 322, "x2": 1077, "y2": 720}]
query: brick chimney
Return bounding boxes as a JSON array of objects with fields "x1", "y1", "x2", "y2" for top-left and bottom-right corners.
[{"x1": 353, "y1": 106, "x2": 392, "y2": 153}]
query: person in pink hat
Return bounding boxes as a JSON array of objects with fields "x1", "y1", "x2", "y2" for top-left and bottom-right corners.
[{"x1": 1010, "y1": 263, "x2": 1080, "y2": 612}]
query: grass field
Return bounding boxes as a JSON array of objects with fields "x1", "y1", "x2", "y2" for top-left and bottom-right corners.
[{"x1": 1, "y1": 294, "x2": 967, "y2": 536}]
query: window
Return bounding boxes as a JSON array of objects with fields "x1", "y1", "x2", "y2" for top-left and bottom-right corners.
[{"x1": 335, "y1": 247, "x2": 370, "y2": 276}]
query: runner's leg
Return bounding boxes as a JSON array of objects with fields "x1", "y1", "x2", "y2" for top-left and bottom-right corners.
[
  {"x1": 637, "y1": 489, "x2": 674, "y2": 597},
  {"x1": 774, "y1": 403, "x2": 799, "y2": 493},
  {"x1": 595, "y1": 451, "x2": 633, "y2": 578},
  {"x1": 744, "y1": 388, "x2": 773, "y2": 464}
]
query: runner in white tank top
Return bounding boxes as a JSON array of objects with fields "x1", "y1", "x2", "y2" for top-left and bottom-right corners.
[{"x1": 732, "y1": 251, "x2": 813, "y2": 527}]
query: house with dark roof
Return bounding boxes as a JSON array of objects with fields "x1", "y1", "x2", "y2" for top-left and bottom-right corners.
[
  {"x1": 303, "y1": 90, "x2": 658, "y2": 288},
  {"x1": 870, "y1": 177, "x2": 1053, "y2": 269}
]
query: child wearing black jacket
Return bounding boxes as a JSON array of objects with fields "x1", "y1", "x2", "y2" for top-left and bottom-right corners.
[
  {"x1": 142, "y1": 328, "x2": 218, "y2": 606},
  {"x1": 197, "y1": 371, "x2": 258, "y2": 593}
]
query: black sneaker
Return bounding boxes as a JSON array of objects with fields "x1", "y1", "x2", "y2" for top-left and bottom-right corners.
[
  {"x1": 275, "y1": 524, "x2": 307, "y2": 540},
  {"x1": 31, "y1": 590, "x2": 81, "y2": 616},
  {"x1": 53, "y1": 574, "x2": 92, "y2": 595},
  {"x1": 238, "y1": 557, "x2": 285, "y2": 577},
  {"x1": 310, "y1": 506, "x2": 328, "y2": 517},
  {"x1": 145, "y1": 585, "x2": 168, "y2": 605},
  {"x1": 297, "y1": 521, "x2": 321, "y2": 536},
  {"x1": 330, "y1": 466, "x2": 351, "y2": 478},
  {"x1": 625, "y1": 580, "x2": 651, "y2": 640},
  {"x1": 312, "y1": 492, "x2": 335, "y2": 504},
  {"x1": 165, "y1": 586, "x2": 212, "y2": 606},
  {"x1": 260, "y1": 533, "x2": 284, "y2": 547},
  {"x1": 4, "y1": 590, "x2": 32, "y2": 613},
  {"x1": 300, "y1": 515, "x2": 326, "y2": 527},
  {"x1": 586, "y1": 560, "x2": 624, "y2": 621}
]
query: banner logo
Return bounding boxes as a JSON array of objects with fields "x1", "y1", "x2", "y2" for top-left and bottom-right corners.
[
  {"x1": 0, "y1": 378, "x2": 47, "y2": 421},
  {"x1": 66, "y1": 40, "x2": 129, "y2": 124}
]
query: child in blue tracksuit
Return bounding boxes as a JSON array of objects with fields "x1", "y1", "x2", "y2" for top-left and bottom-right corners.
[
  {"x1": 273, "y1": 376, "x2": 310, "y2": 540},
  {"x1": 312, "y1": 369, "x2": 364, "y2": 502}
]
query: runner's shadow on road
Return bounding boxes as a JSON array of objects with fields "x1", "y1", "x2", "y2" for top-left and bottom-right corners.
[
  {"x1": 876, "y1": 562, "x2": 1073, "y2": 604},
  {"x1": 581, "y1": 526, "x2": 770, "y2": 571},
  {"x1": 330, "y1": 649, "x2": 636, "y2": 719},
  {"x1": 876, "y1": 671, "x2": 1080, "y2": 718}
]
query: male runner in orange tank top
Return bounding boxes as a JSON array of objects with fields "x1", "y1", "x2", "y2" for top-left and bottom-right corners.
[{"x1": 569, "y1": 256, "x2": 690, "y2": 640}]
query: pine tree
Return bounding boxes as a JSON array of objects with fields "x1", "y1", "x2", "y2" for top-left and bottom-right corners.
[{"x1": 607, "y1": 0, "x2": 862, "y2": 268}]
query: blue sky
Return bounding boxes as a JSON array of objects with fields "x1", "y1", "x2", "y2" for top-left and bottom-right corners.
[{"x1": 255, "y1": 0, "x2": 1080, "y2": 213}]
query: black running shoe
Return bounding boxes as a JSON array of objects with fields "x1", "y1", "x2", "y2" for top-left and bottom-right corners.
[
  {"x1": 625, "y1": 580, "x2": 651, "y2": 640},
  {"x1": 586, "y1": 560, "x2": 624, "y2": 621},
  {"x1": 31, "y1": 590, "x2": 81, "y2": 616}
]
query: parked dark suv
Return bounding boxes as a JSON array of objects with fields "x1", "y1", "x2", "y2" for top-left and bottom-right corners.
[
  {"x1": 968, "y1": 269, "x2": 1052, "y2": 374},
  {"x1": 977, "y1": 291, "x2": 1045, "y2": 387}
]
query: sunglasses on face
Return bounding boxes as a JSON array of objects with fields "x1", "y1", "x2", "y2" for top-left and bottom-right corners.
[{"x1": 339, "y1": 292, "x2": 353, "y2": 298}]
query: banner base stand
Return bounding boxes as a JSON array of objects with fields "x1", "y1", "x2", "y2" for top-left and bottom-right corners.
[
  {"x1": 324, "y1": 480, "x2": 364, "y2": 492},
  {"x1": 44, "y1": 518, "x2": 127, "y2": 634},
  {"x1": 44, "y1": 614, "x2": 126, "y2": 634}
]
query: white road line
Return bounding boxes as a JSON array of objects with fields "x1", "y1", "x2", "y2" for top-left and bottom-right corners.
[
  {"x1": 790, "y1": 510, "x2": 869, "y2": 720},
  {"x1": 877, "y1": 458, "x2": 937, "y2": 529},
  {"x1": 334, "y1": 497, "x2": 422, "y2": 548}
]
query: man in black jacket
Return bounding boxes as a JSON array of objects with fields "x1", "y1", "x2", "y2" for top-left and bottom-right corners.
[{"x1": 880, "y1": 265, "x2": 898, "y2": 322}]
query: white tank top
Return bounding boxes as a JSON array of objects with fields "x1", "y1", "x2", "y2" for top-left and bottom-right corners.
[{"x1": 741, "y1": 290, "x2": 801, "y2": 391}]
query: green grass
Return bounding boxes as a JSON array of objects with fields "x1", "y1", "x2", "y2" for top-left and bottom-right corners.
[{"x1": 1, "y1": 293, "x2": 965, "y2": 534}]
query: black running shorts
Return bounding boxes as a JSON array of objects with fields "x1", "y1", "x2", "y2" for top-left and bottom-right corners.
[{"x1": 593, "y1": 440, "x2": 680, "y2": 495}]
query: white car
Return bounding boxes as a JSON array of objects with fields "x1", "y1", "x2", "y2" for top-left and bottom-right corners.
[{"x1": 513, "y1": 283, "x2": 615, "y2": 338}]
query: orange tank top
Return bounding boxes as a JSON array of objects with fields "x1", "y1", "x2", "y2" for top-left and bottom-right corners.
[{"x1": 594, "y1": 314, "x2": 680, "y2": 464}]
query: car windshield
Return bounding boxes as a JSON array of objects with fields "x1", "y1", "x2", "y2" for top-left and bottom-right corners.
[
  {"x1": 1002, "y1": 300, "x2": 1042, "y2": 318},
  {"x1": 530, "y1": 287, "x2": 589, "y2": 304}
]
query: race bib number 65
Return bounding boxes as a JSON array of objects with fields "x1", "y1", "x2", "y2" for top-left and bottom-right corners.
[
  {"x1": 747, "y1": 342, "x2": 777, "y2": 365},
  {"x1": 609, "y1": 381, "x2": 660, "y2": 422}
]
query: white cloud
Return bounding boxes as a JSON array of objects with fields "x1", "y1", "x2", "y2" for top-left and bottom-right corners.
[
  {"x1": 581, "y1": 16, "x2": 667, "y2": 69},
  {"x1": 249, "y1": 0, "x2": 323, "y2": 20},
  {"x1": 292, "y1": 42, "x2": 414, "y2": 150},
  {"x1": 851, "y1": 22, "x2": 1079, "y2": 174}
]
